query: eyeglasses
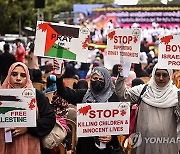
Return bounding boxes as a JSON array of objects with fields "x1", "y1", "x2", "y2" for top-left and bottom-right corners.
[
  {"x1": 11, "y1": 72, "x2": 26, "y2": 78},
  {"x1": 155, "y1": 72, "x2": 169, "y2": 78},
  {"x1": 91, "y1": 77, "x2": 104, "y2": 82}
]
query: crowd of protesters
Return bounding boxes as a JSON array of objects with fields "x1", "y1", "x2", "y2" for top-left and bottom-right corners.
[{"x1": 0, "y1": 20, "x2": 180, "y2": 154}]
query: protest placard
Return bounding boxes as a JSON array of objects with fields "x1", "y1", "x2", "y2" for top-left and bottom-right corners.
[
  {"x1": 158, "y1": 35, "x2": 180, "y2": 69},
  {"x1": 77, "y1": 102, "x2": 130, "y2": 137},
  {"x1": 0, "y1": 89, "x2": 36, "y2": 127},
  {"x1": 34, "y1": 21, "x2": 90, "y2": 62},
  {"x1": 106, "y1": 28, "x2": 141, "y2": 63}
]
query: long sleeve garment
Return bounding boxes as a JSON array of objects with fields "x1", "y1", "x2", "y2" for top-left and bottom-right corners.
[
  {"x1": 0, "y1": 89, "x2": 56, "y2": 154},
  {"x1": 115, "y1": 76, "x2": 178, "y2": 154},
  {"x1": 56, "y1": 76, "x2": 123, "y2": 154},
  {"x1": 56, "y1": 76, "x2": 86, "y2": 105},
  {"x1": 28, "y1": 89, "x2": 56, "y2": 137}
]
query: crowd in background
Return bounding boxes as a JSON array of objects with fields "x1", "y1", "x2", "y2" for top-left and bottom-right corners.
[
  {"x1": 1, "y1": 20, "x2": 180, "y2": 117},
  {"x1": 1, "y1": 20, "x2": 180, "y2": 92},
  {"x1": 1, "y1": 21, "x2": 180, "y2": 83},
  {"x1": 0, "y1": 20, "x2": 180, "y2": 154},
  {"x1": 79, "y1": 20, "x2": 180, "y2": 45}
]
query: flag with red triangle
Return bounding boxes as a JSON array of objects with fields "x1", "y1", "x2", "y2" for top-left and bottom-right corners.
[
  {"x1": 34, "y1": 21, "x2": 90, "y2": 62},
  {"x1": 0, "y1": 88, "x2": 36, "y2": 127}
]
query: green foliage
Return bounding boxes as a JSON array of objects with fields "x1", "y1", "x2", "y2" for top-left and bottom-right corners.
[
  {"x1": 0, "y1": 0, "x2": 36, "y2": 35},
  {"x1": 138, "y1": 0, "x2": 161, "y2": 4},
  {"x1": 138, "y1": 0, "x2": 180, "y2": 4},
  {"x1": 0, "y1": 0, "x2": 178, "y2": 35},
  {"x1": 1, "y1": 0, "x2": 112, "y2": 35}
]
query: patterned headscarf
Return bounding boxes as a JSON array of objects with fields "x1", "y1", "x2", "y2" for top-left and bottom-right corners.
[
  {"x1": 2, "y1": 62, "x2": 33, "y2": 89},
  {"x1": 82, "y1": 67, "x2": 115, "y2": 103}
]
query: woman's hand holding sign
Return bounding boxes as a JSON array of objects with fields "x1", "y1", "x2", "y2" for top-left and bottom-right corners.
[
  {"x1": 98, "y1": 135, "x2": 112, "y2": 144},
  {"x1": 53, "y1": 59, "x2": 64, "y2": 78}
]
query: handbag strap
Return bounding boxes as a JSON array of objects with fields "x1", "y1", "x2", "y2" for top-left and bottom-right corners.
[
  {"x1": 131, "y1": 84, "x2": 148, "y2": 135},
  {"x1": 137, "y1": 84, "x2": 148, "y2": 105}
]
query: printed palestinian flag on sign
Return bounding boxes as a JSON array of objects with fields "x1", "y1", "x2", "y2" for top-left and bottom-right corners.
[
  {"x1": 0, "y1": 88, "x2": 36, "y2": 128},
  {"x1": 34, "y1": 21, "x2": 90, "y2": 62}
]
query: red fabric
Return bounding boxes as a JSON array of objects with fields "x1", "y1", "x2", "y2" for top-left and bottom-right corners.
[
  {"x1": 129, "y1": 104, "x2": 138, "y2": 135},
  {"x1": 15, "y1": 45, "x2": 26, "y2": 63},
  {"x1": 56, "y1": 115, "x2": 68, "y2": 132},
  {"x1": 51, "y1": 147, "x2": 59, "y2": 154}
]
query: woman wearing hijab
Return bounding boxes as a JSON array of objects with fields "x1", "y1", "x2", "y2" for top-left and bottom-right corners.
[
  {"x1": 0, "y1": 62, "x2": 56, "y2": 154},
  {"x1": 56, "y1": 66, "x2": 122, "y2": 154},
  {"x1": 115, "y1": 63, "x2": 179, "y2": 154}
]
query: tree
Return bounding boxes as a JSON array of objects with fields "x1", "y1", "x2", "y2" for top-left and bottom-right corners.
[
  {"x1": 0, "y1": 0, "x2": 37, "y2": 35},
  {"x1": 0, "y1": 0, "x2": 113, "y2": 35},
  {"x1": 0, "y1": 0, "x2": 179, "y2": 35},
  {"x1": 138, "y1": 0, "x2": 180, "y2": 4}
]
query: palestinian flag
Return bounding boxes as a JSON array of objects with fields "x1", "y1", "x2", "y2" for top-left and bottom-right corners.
[
  {"x1": 0, "y1": 107, "x2": 26, "y2": 114},
  {"x1": 34, "y1": 21, "x2": 90, "y2": 62}
]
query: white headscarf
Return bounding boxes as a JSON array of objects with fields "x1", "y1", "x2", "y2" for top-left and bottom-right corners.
[{"x1": 128, "y1": 63, "x2": 178, "y2": 108}]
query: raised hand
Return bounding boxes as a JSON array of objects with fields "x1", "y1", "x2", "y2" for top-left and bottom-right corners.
[
  {"x1": 53, "y1": 59, "x2": 65, "y2": 78},
  {"x1": 53, "y1": 59, "x2": 60, "y2": 71}
]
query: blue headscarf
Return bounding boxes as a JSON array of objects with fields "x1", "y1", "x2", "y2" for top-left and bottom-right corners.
[{"x1": 43, "y1": 75, "x2": 57, "y2": 93}]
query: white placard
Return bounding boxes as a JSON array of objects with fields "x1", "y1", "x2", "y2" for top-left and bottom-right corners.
[
  {"x1": 77, "y1": 102, "x2": 130, "y2": 137},
  {"x1": 106, "y1": 28, "x2": 141, "y2": 63},
  {"x1": 104, "y1": 55, "x2": 119, "y2": 70},
  {"x1": 121, "y1": 62, "x2": 131, "y2": 77},
  {"x1": 34, "y1": 21, "x2": 90, "y2": 62},
  {"x1": 0, "y1": 88, "x2": 36, "y2": 127},
  {"x1": 158, "y1": 35, "x2": 180, "y2": 69}
]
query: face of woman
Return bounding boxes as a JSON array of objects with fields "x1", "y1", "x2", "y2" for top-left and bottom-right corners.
[
  {"x1": 10, "y1": 66, "x2": 27, "y2": 88},
  {"x1": 90, "y1": 73, "x2": 105, "y2": 92},
  {"x1": 154, "y1": 69, "x2": 170, "y2": 87}
]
